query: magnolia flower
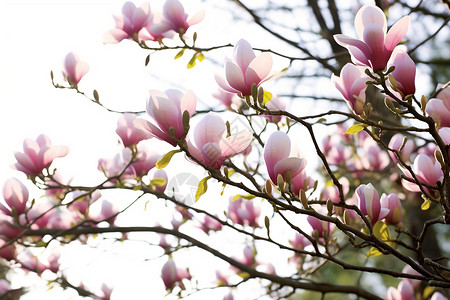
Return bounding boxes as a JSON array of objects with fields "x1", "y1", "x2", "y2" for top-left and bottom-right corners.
[
  {"x1": 103, "y1": 2, "x2": 154, "y2": 44},
  {"x1": 1, "y1": 178, "x2": 28, "y2": 216},
  {"x1": 198, "y1": 215, "x2": 223, "y2": 233},
  {"x1": 161, "y1": 258, "x2": 191, "y2": 290},
  {"x1": 151, "y1": 0, "x2": 204, "y2": 35},
  {"x1": 134, "y1": 89, "x2": 197, "y2": 146},
  {"x1": 0, "y1": 239, "x2": 15, "y2": 261},
  {"x1": 116, "y1": 113, "x2": 151, "y2": 147},
  {"x1": 228, "y1": 197, "x2": 260, "y2": 228},
  {"x1": 62, "y1": 52, "x2": 89, "y2": 86},
  {"x1": 386, "y1": 280, "x2": 416, "y2": 300},
  {"x1": 126, "y1": 144, "x2": 160, "y2": 178},
  {"x1": 399, "y1": 154, "x2": 443, "y2": 193},
  {"x1": 334, "y1": 5, "x2": 409, "y2": 72},
  {"x1": 425, "y1": 83, "x2": 450, "y2": 128},
  {"x1": 402, "y1": 265, "x2": 421, "y2": 290},
  {"x1": 388, "y1": 48, "x2": 416, "y2": 96},
  {"x1": 355, "y1": 183, "x2": 390, "y2": 226},
  {"x1": 388, "y1": 133, "x2": 415, "y2": 163},
  {"x1": 381, "y1": 193, "x2": 402, "y2": 225},
  {"x1": 68, "y1": 190, "x2": 101, "y2": 216},
  {"x1": 289, "y1": 232, "x2": 311, "y2": 249},
  {"x1": 291, "y1": 169, "x2": 315, "y2": 195},
  {"x1": 331, "y1": 63, "x2": 368, "y2": 115},
  {"x1": 264, "y1": 131, "x2": 306, "y2": 184},
  {"x1": 13, "y1": 134, "x2": 69, "y2": 177},
  {"x1": 264, "y1": 96, "x2": 286, "y2": 123},
  {"x1": 215, "y1": 39, "x2": 280, "y2": 96},
  {"x1": 307, "y1": 214, "x2": 333, "y2": 238},
  {"x1": 359, "y1": 138, "x2": 390, "y2": 171},
  {"x1": 187, "y1": 112, "x2": 252, "y2": 169},
  {"x1": 431, "y1": 292, "x2": 448, "y2": 300},
  {"x1": 212, "y1": 89, "x2": 240, "y2": 109},
  {"x1": 152, "y1": 169, "x2": 168, "y2": 193}
]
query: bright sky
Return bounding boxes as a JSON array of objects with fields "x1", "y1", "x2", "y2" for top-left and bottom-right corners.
[{"x1": 0, "y1": 1, "x2": 292, "y2": 298}]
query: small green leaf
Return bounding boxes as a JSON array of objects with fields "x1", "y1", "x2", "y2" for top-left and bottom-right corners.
[
  {"x1": 156, "y1": 149, "x2": 182, "y2": 169},
  {"x1": 345, "y1": 124, "x2": 366, "y2": 134},
  {"x1": 263, "y1": 91, "x2": 272, "y2": 104},
  {"x1": 174, "y1": 49, "x2": 185, "y2": 59},
  {"x1": 232, "y1": 194, "x2": 256, "y2": 201},
  {"x1": 195, "y1": 176, "x2": 211, "y2": 201}
]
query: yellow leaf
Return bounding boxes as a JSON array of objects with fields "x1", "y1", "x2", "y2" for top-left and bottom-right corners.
[
  {"x1": 232, "y1": 194, "x2": 256, "y2": 201},
  {"x1": 150, "y1": 178, "x2": 166, "y2": 187},
  {"x1": 174, "y1": 49, "x2": 185, "y2": 59},
  {"x1": 373, "y1": 221, "x2": 391, "y2": 242},
  {"x1": 195, "y1": 176, "x2": 211, "y2": 201},
  {"x1": 345, "y1": 124, "x2": 366, "y2": 134},
  {"x1": 156, "y1": 149, "x2": 181, "y2": 169},
  {"x1": 367, "y1": 247, "x2": 382, "y2": 257},
  {"x1": 423, "y1": 286, "x2": 435, "y2": 299},
  {"x1": 196, "y1": 53, "x2": 205, "y2": 62},
  {"x1": 421, "y1": 198, "x2": 431, "y2": 210},
  {"x1": 263, "y1": 91, "x2": 272, "y2": 104}
]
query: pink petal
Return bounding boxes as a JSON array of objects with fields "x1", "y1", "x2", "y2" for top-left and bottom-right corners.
[
  {"x1": 214, "y1": 73, "x2": 240, "y2": 94},
  {"x1": 385, "y1": 16, "x2": 410, "y2": 51},
  {"x1": 187, "y1": 10, "x2": 205, "y2": 26},
  {"x1": 194, "y1": 112, "x2": 225, "y2": 148},
  {"x1": 355, "y1": 5, "x2": 387, "y2": 40},
  {"x1": 42, "y1": 145, "x2": 69, "y2": 167},
  {"x1": 233, "y1": 39, "x2": 256, "y2": 73},
  {"x1": 134, "y1": 118, "x2": 174, "y2": 145},
  {"x1": 273, "y1": 157, "x2": 305, "y2": 179},
  {"x1": 245, "y1": 53, "x2": 272, "y2": 85},
  {"x1": 334, "y1": 34, "x2": 371, "y2": 59},
  {"x1": 163, "y1": 0, "x2": 187, "y2": 29},
  {"x1": 103, "y1": 28, "x2": 128, "y2": 44},
  {"x1": 347, "y1": 46, "x2": 371, "y2": 66},
  {"x1": 201, "y1": 142, "x2": 222, "y2": 167},
  {"x1": 225, "y1": 62, "x2": 247, "y2": 94},
  {"x1": 220, "y1": 131, "x2": 253, "y2": 157},
  {"x1": 179, "y1": 89, "x2": 197, "y2": 116},
  {"x1": 14, "y1": 152, "x2": 38, "y2": 174}
]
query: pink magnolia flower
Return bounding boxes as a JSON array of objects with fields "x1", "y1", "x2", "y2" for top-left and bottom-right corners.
[
  {"x1": 0, "y1": 239, "x2": 15, "y2": 261},
  {"x1": 68, "y1": 190, "x2": 101, "y2": 216},
  {"x1": 402, "y1": 265, "x2": 421, "y2": 290},
  {"x1": 289, "y1": 232, "x2": 311, "y2": 249},
  {"x1": 307, "y1": 214, "x2": 334, "y2": 239},
  {"x1": 198, "y1": 214, "x2": 222, "y2": 233},
  {"x1": 187, "y1": 112, "x2": 252, "y2": 169},
  {"x1": 331, "y1": 63, "x2": 368, "y2": 115},
  {"x1": 62, "y1": 52, "x2": 89, "y2": 86},
  {"x1": 215, "y1": 39, "x2": 280, "y2": 96},
  {"x1": 103, "y1": 2, "x2": 153, "y2": 44},
  {"x1": 359, "y1": 138, "x2": 390, "y2": 171},
  {"x1": 264, "y1": 131, "x2": 306, "y2": 184},
  {"x1": 152, "y1": 169, "x2": 168, "y2": 193},
  {"x1": 388, "y1": 133, "x2": 415, "y2": 163},
  {"x1": 98, "y1": 148, "x2": 130, "y2": 179},
  {"x1": 134, "y1": 89, "x2": 197, "y2": 146},
  {"x1": 381, "y1": 193, "x2": 402, "y2": 225},
  {"x1": 431, "y1": 292, "x2": 448, "y2": 300},
  {"x1": 425, "y1": 83, "x2": 450, "y2": 128},
  {"x1": 355, "y1": 183, "x2": 390, "y2": 226},
  {"x1": 439, "y1": 127, "x2": 450, "y2": 145},
  {"x1": 0, "y1": 279, "x2": 10, "y2": 295},
  {"x1": 116, "y1": 113, "x2": 151, "y2": 147},
  {"x1": 399, "y1": 154, "x2": 443, "y2": 193},
  {"x1": 161, "y1": 258, "x2": 191, "y2": 290},
  {"x1": 228, "y1": 197, "x2": 261, "y2": 228},
  {"x1": 1, "y1": 178, "x2": 28, "y2": 216},
  {"x1": 150, "y1": 0, "x2": 204, "y2": 35},
  {"x1": 388, "y1": 48, "x2": 416, "y2": 96},
  {"x1": 264, "y1": 96, "x2": 286, "y2": 123},
  {"x1": 291, "y1": 169, "x2": 315, "y2": 196},
  {"x1": 93, "y1": 200, "x2": 118, "y2": 225},
  {"x1": 334, "y1": 5, "x2": 409, "y2": 72},
  {"x1": 126, "y1": 144, "x2": 160, "y2": 178},
  {"x1": 212, "y1": 89, "x2": 240, "y2": 109},
  {"x1": 13, "y1": 134, "x2": 69, "y2": 177},
  {"x1": 386, "y1": 280, "x2": 416, "y2": 300}
]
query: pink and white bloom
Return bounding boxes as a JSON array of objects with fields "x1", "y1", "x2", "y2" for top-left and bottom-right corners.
[
  {"x1": 431, "y1": 292, "x2": 448, "y2": 300},
  {"x1": 426, "y1": 83, "x2": 450, "y2": 128},
  {"x1": 151, "y1": 0, "x2": 204, "y2": 35},
  {"x1": 116, "y1": 113, "x2": 151, "y2": 147},
  {"x1": 355, "y1": 183, "x2": 390, "y2": 226},
  {"x1": 103, "y1": 2, "x2": 153, "y2": 44},
  {"x1": 386, "y1": 280, "x2": 416, "y2": 300},
  {"x1": 381, "y1": 193, "x2": 402, "y2": 225},
  {"x1": 13, "y1": 134, "x2": 69, "y2": 177},
  {"x1": 126, "y1": 144, "x2": 160, "y2": 178},
  {"x1": 289, "y1": 232, "x2": 311, "y2": 249},
  {"x1": 331, "y1": 63, "x2": 369, "y2": 115},
  {"x1": 62, "y1": 52, "x2": 89, "y2": 86},
  {"x1": 161, "y1": 258, "x2": 191, "y2": 290},
  {"x1": 212, "y1": 89, "x2": 240, "y2": 109},
  {"x1": 215, "y1": 39, "x2": 280, "y2": 96},
  {"x1": 264, "y1": 131, "x2": 306, "y2": 184},
  {"x1": 198, "y1": 214, "x2": 222, "y2": 233},
  {"x1": 334, "y1": 5, "x2": 409, "y2": 72},
  {"x1": 134, "y1": 89, "x2": 197, "y2": 146},
  {"x1": 264, "y1": 96, "x2": 286, "y2": 123},
  {"x1": 388, "y1": 133, "x2": 415, "y2": 163},
  {"x1": 399, "y1": 154, "x2": 444, "y2": 193},
  {"x1": 402, "y1": 265, "x2": 421, "y2": 290},
  {"x1": 228, "y1": 197, "x2": 261, "y2": 228},
  {"x1": 307, "y1": 214, "x2": 334, "y2": 238},
  {"x1": 359, "y1": 138, "x2": 390, "y2": 171},
  {"x1": 389, "y1": 48, "x2": 416, "y2": 96},
  {"x1": 1, "y1": 178, "x2": 28, "y2": 216},
  {"x1": 187, "y1": 112, "x2": 252, "y2": 169}
]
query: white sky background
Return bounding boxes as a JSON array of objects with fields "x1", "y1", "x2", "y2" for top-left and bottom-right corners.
[{"x1": 0, "y1": 0, "x2": 305, "y2": 299}]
